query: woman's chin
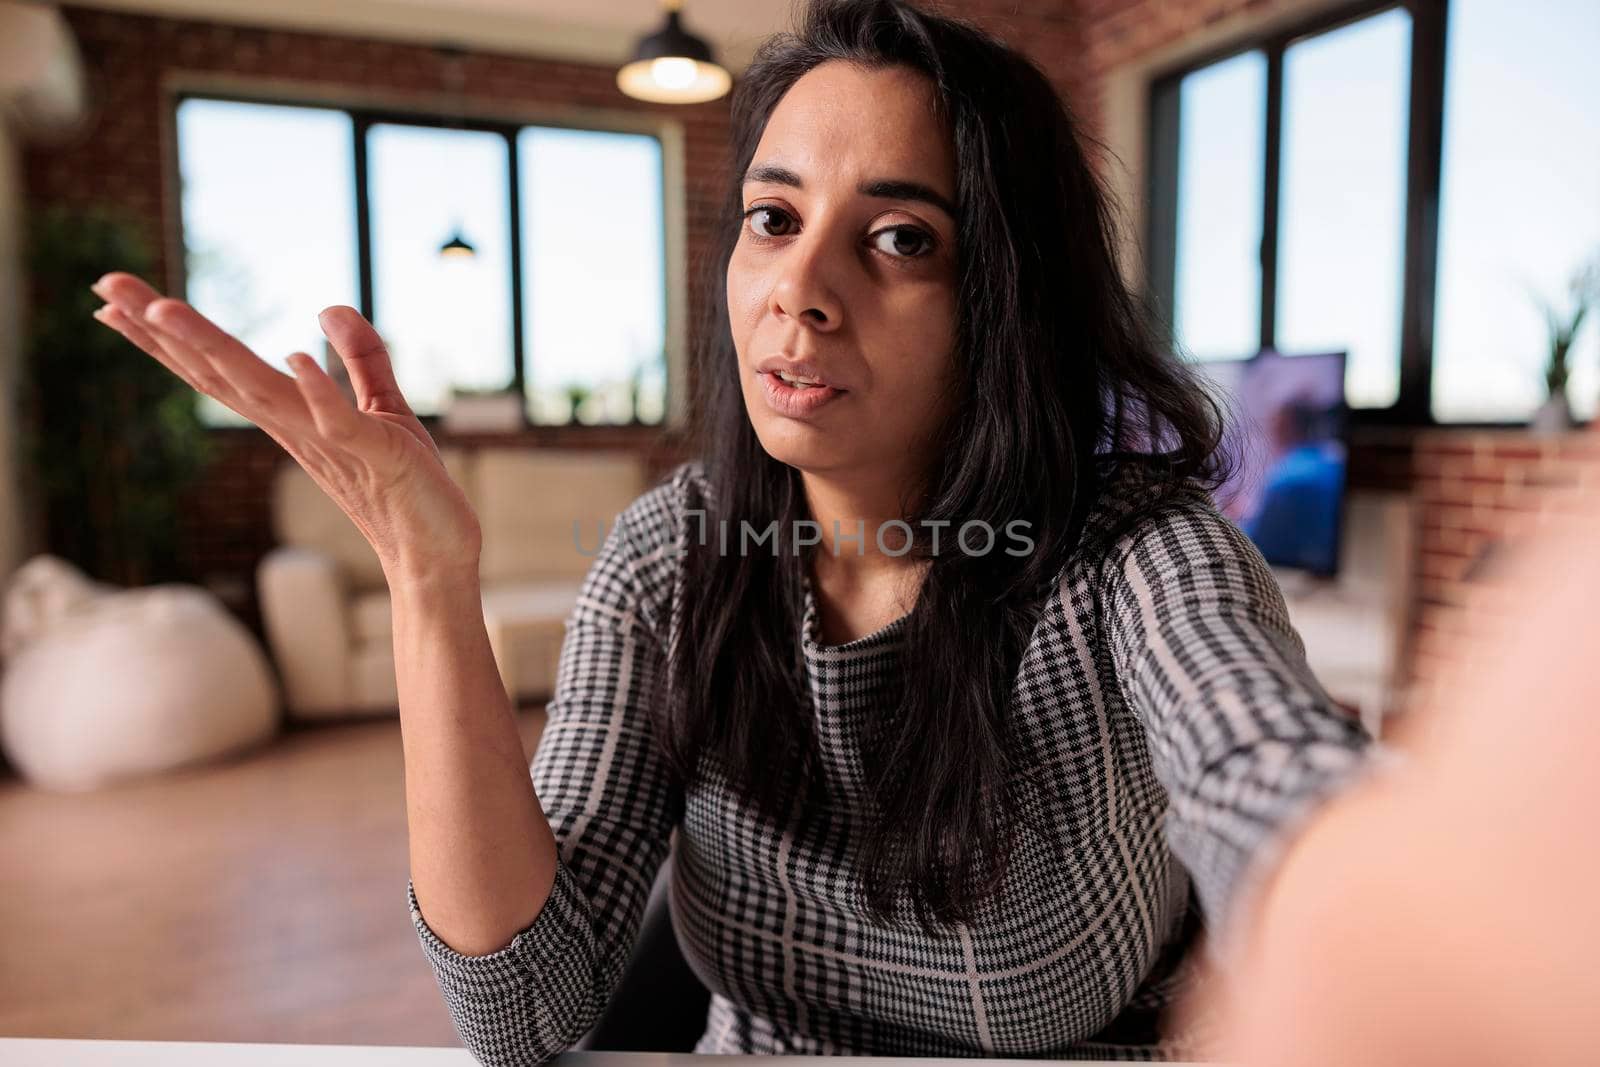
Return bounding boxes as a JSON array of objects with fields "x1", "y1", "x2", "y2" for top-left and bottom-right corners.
[{"x1": 749, "y1": 417, "x2": 852, "y2": 474}]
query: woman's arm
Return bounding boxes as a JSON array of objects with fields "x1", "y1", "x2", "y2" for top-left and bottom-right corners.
[
  {"x1": 1102, "y1": 486, "x2": 1374, "y2": 956},
  {"x1": 395, "y1": 564, "x2": 560, "y2": 958},
  {"x1": 87, "y1": 274, "x2": 680, "y2": 1066},
  {"x1": 405, "y1": 482, "x2": 685, "y2": 1067},
  {"x1": 1213, "y1": 437, "x2": 1600, "y2": 1066}
]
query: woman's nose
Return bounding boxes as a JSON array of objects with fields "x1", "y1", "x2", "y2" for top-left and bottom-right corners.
[{"x1": 769, "y1": 232, "x2": 844, "y2": 330}]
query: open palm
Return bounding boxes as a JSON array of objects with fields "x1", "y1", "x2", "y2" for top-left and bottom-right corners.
[{"x1": 90, "y1": 273, "x2": 482, "y2": 581}]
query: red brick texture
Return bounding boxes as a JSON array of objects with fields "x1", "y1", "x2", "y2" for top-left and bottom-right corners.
[{"x1": 1403, "y1": 430, "x2": 1597, "y2": 715}]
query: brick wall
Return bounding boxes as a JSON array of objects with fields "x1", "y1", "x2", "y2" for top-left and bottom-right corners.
[
  {"x1": 1405, "y1": 430, "x2": 1596, "y2": 715},
  {"x1": 942, "y1": 1, "x2": 1090, "y2": 115},
  {"x1": 934, "y1": 0, "x2": 1250, "y2": 137},
  {"x1": 1073, "y1": 0, "x2": 1276, "y2": 127}
]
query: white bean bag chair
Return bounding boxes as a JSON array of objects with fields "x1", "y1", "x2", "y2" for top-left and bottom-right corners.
[{"x1": 0, "y1": 554, "x2": 281, "y2": 792}]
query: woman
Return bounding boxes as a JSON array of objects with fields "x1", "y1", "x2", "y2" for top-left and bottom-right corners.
[{"x1": 89, "y1": 0, "x2": 1371, "y2": 1060}]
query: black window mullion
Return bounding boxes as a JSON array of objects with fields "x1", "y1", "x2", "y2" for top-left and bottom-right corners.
[
  {"x1": 1145, "y1": 75, "x2": 1182, "y2": 351},
  {"x1": 506, "y1": 128, "x2": 527, "y2": 415},
  {"x1": 1396, "y1": 0, "x2": 1449, "y2": 424},
  {"x1": 352, "y1": 114, "x2": 375, "y2": 324},
  {"x1": 1259, "y1": 44, "x2": 1284, "y2": 353}
]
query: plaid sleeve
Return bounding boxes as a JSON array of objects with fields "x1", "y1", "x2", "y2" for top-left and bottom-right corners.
[
  {"x1": 407, "y1": 476, "x2": 686, "y2": 1066},
  {"x1": 1102, "y1": 486, "x2": 1374, "y2": 959}
]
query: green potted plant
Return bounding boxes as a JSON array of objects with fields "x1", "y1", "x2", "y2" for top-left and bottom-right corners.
[
  {"x1": 1530, "y1": 253, "x2": 1600, "y2": 434},
  {"x1": 564, "y1": 382, "x2": 592, "y2": 425},
  {"x1": 20, "y1": 207, "x2": 216, "y2": 587}
]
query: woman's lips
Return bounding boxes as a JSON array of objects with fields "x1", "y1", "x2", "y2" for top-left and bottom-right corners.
[{"x1": 758, "y1": 370, "x2": 848, "y2": 418}]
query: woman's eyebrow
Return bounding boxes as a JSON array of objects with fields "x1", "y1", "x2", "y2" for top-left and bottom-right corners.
[{"x1": 743, "y1": 163, "x2": 956, "y2": 219}]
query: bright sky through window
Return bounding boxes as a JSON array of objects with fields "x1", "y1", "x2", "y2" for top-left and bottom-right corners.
[
  {"x1": 1165, "y1": 0, "x2": 1598, "y2": 423},
  {"x1": 1431, "y1": 0, "x2": 1600, "y2": 422},
  {"x1": 1174, "y1": 50, "x2": 1265, "y2": 364},
  {"x1": 1276, "y1": 7, "x2": 1411, "y2": 410},
  {"x1": 518, "y1": 128, "x2": 666, "y2": 425},
  {"x1": 368, "y1": 123, "x2": 515, "y2": 414},
  {"x1": 176, "y1": 99, "x2": 358, "y2": 428},
  {"x1": 175, "y1": 102, "x2": 669, "y2": 426}
]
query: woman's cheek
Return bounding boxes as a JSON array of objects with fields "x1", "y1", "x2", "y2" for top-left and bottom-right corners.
[
  {"x1": 724, "y1": 253, "x2": 762, "y2": 341},
  {"x1": 874, "y1": 351, "x2": 948, "y2": 444}
]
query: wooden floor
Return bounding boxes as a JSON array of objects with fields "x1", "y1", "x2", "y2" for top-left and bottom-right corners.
[{"x1": 0, "y1": 704, "x2": 548, "y2": 1047}]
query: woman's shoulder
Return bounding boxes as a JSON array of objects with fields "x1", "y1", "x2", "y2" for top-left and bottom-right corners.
[
  {"x1": 614, "y1": 458, "x2": 708, "y2": 539},
  {"x1": 601, "y1": 459, "x2": 711, "y2": 578},
  {"x1": 577, "y1": 461, "x2": 710, "y2": 632},
  {"x1": 1070, "y1": 453, "x2": 1260, "y2": 584}
]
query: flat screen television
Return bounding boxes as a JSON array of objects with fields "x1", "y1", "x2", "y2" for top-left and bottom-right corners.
[{"x1": 1192, "y1": 349, "x2": 1349, "y2": 576}]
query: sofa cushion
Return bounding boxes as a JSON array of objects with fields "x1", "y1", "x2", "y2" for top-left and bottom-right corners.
[
  {"x1": 480, "y1": 578, "x2": 588, "y2": 623},
  {"x1": 349, "y1": 577, "x2": 587, "y2": 645},
  {"x1": 475, "y1": 450, "x2": 647, "y2": 585}
]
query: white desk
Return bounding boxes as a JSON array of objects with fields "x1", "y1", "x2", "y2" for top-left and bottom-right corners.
[{"x1": 0, "y1": 1039, "x2": 1204, "y2": 1065}]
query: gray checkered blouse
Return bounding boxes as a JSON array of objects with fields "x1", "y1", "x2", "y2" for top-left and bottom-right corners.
[{"x1": 405, "y1": 457, "x2": 1372, "y2": 1064}]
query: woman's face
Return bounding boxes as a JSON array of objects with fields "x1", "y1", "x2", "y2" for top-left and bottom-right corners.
[{"x1": 727, "y1": 60, "x2": 959, "y2": 484}]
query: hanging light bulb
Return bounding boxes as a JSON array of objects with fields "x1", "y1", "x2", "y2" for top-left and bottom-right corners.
[
  {"x1": 434, "y1": 47, "x2": 477, "y2": 261},
  {"x1": 439, "y1": 227, "x2": 476, "y2": 259},
  {"x1": 617, "y1": 0, "x2": 731, "y2": 105}
]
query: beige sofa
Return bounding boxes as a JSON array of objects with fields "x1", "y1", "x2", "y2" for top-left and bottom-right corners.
[{"x1": 257, "y1": 448, "x2": 649, "y2": 720}]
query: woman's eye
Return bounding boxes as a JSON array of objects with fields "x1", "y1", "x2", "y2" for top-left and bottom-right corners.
[
  {"x1": 871, "y1": 225, "x2": 934, "y2": 259},
  {"x1": 746, "y1": 206, "x2": 797, "y2": 239}
]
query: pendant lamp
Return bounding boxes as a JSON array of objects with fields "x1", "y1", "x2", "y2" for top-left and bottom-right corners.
[{"x1": 617, "y1": 0, "x2": 731, "y2": 105}]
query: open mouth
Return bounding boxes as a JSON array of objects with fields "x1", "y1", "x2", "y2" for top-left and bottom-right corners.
[
  {"x1": 774, "y1": 370, "x2": 828, "y2": 390},
  {"x1": 758, "y1": 370, "x2": 848, "y2": 416}
]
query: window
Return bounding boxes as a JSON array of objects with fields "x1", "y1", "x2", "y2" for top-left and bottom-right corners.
[
  {"x1": 518, "y1": 128, "x2": 667, "y2": 425},
  {"x1": 367, "y1": 124, "x2": 515, "y2": 414},
  {"x1": 1275, "y1": 9, "x2": 1411, "y2": 410},
  {"x1": 1431, "y1": 0, "x2": 1600, "y2": 422},
  {"x1": 1148, "y1": 0, "x2": 1600, "y2": 424},
  {"x1": 174, "y1": 95, "x2": 671, "y2": 428},
  {"x1": 175, "y1": 100, "x2": 359, "y2": 428},
  {"x1": 1171, "y1": 50, "x2": 1265, "y2": 363}
]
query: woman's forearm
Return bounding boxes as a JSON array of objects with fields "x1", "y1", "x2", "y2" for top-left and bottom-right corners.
[{"x1": 390, "y1": 565, "x2": 560, "y2": 957}]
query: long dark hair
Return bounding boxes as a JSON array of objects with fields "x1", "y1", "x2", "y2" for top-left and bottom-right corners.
[{"x1": 655, "y1": 0, "x2": 1230, "y2": 928}]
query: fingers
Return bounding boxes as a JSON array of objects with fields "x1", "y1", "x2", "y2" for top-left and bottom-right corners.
[
  {"x1": 93, "y1": 271, "x2": 164, "y2": 315},
  {"x1": 317, "y1": 306, "x2": 414, "y2": 416},
  {"x1": 93, "y1": 303, "x2": 204, "y2": 393},
  {"x1": 92, "y1": 275, "x2": 212, "y2": 392},
  {"x1": 89, "y1": 273, "x2": 391, "y2": 458},
  {"x1": 287, "y1": 352, "x2": 366, "y2": 442},
  {"x1": 92, "y1": 273, "x2": 303, "y2": 420},
  {"x1": 141, "y1": 298, "x2": 299, "y2": 410}
]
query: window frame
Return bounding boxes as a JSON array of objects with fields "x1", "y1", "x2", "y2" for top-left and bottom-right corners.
[
  {"x1": 163, "y1": 81, "x2": 683, "y2": 432},
  {"x1": 1146, "y1": 0, "x2": 1460, "y2": 427}
]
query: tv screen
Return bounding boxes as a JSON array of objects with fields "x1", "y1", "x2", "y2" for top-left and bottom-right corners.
[{"x1": 1193, "y1": 349, "x2": 1348, "y2": 576}]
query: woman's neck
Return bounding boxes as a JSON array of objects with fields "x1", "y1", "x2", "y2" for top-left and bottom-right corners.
[
  {"x1": 800, "y1": 468, "x2": 920, "y2": 572},
  {"x1": 800, "y1": 467, "x2": 931, "y2": 644}
]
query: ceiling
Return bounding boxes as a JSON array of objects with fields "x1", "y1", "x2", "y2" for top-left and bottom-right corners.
[{"x1": 69, "y1": 0, "x2": 800, "y2": 70}]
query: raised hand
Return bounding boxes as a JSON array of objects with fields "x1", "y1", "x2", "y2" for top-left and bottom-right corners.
[
  {"x1": 1202, "y1": 425, "x2": 1600, "y2": 1066},
  {"x1": 90, "y1": 272, "x2": 482, "y2": 584}
]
